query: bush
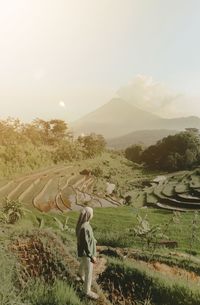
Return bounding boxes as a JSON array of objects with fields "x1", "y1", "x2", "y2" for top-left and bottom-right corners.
[
  {"x1": 91, "y1": 166, "x2": 104, "y2": 177},
  {"x1": 125, "y1": 144, "x2": 144, "y2": 163},
  {"x1": 0, "y1": 198, "x2": 24, "y2": 224}
]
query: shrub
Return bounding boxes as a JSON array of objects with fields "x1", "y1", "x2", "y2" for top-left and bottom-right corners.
[
  {"x1": 125, "y1": 144, "x2": 144, "y2": 163},
  {"x1": 0, "y1": 198, "x2": 25, "y2": 224},
  {"x1": 92, "y1": 166, "x2": 104, "y2": 177}
]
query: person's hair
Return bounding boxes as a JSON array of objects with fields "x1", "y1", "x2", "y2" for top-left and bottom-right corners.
[{"x1": 76, "y1": 207, "x2": 93, "y2": 238}]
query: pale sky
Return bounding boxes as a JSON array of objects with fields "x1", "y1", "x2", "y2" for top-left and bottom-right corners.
[{"x1": 1, "y1": 0, "x2": 200, "y2": 122}]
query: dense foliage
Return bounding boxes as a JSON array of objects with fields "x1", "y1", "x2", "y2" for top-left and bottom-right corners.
[
  {"x1": 125, "y1": 131, "x2": 200, "y2": 171},
  {"x1": 0, "y1": 118, "x2": 106, "y2": 176},
  {"x1": 125, "y1": 144, "x2": 144, "y2": 164}
]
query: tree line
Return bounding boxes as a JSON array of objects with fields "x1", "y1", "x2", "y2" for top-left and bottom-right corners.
[
  {"x1": 0, "y1": 118, "x2": 106, "y2": 176},
  {"x1": 125, "y1": 130, "x2": 200, "y2": 171}
]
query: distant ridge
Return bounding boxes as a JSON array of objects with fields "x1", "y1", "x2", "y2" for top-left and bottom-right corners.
[
  {"x1": 71, "y1": 98, "x2": 200, "y2": 139},
  {"x1": 71, "y1": 98, "x2": 159, "y2": 138},
  {"x1": 107, "y1": 129, "x2": 179, "y2": 149}
]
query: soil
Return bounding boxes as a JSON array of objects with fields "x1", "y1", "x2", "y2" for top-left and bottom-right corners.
[
  {"x1": 147, "y1": 261, "x2": 200, "y2": 282},
  {"x1": 96, "y1": 246, "x2": 200, "y2": 305}
]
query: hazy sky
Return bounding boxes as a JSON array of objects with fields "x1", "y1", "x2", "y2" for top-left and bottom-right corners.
[{"x1": 1, "y1": 0, "x2": 200, "y2": 122}]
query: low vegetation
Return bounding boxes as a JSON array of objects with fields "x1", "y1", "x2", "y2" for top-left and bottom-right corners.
[{"x1": 99, "y1": 258, "x2": 200, "y2": 305}]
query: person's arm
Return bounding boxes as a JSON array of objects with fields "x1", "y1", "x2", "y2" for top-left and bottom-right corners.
[
  {"x1": 80, "y1": 227, "x2": 92, "y2": 257},
  {"x1": 80, "y1": 226, "x2": 96, "y2": 263}
]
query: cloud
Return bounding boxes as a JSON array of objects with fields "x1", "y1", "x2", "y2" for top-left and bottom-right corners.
[
  {"x1": 117, "y1": 75, "x2": 182, "y2": 118},
  {"x1": 59, "y1": 100, "x2": 66, "y2": 108}
]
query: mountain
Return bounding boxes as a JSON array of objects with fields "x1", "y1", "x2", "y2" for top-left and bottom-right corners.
[
  {"x1": 71, "y1": 98, "x2": 200, "y2": 139},
  {"x1": 107, "y1": 129, "x2": 179, "y2": 149},
  {"x1": 71, "y1": 98, "x2": 160, "y2": 138}
]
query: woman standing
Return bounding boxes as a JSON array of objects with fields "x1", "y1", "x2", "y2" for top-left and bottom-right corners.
[{"x1": 76, "y1": 207, "x2": 99, "y2": 300}]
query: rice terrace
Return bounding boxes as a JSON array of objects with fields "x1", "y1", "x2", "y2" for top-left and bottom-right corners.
[
  {"x1": 2, "y1": 136, "x2": 200, "y2": 304},
  {"x1": 0, "y1": 163, "x2": 122, "y2": 212},
  {"x1": 2, "y1": 1, "x2": 200, "y2": 304}
]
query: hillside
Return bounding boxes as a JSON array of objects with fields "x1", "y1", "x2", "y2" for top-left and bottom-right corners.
[
  {"x1": 0, "y1": 152, "x2": 151, "y2": 212},
  {"x1": 71, "y1": 98, "x2": 200, "y2": 139},
  {"x1": 1, "y1": 153, "x2": 200, "y2": 304},
  {"x1": 107, "y1": 129, "x2": 179, "y2": 149},
  {"x1": 2, "y1": 195, "x2": 200, "y2": 305}
]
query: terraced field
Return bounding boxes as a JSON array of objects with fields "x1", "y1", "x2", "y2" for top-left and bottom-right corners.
[
  {"x1": 144, "y1": 168, "x2": 200, "y2": 211},
  {"x1": 0, "y1": 165, "x2": 122, "y2": 212}
]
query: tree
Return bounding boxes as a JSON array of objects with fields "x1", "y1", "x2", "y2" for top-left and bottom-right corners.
[
  {"x1": 32, "y1": 119, "x2": 69, "y2": 145},
  {"x1": 163, "y1": 153, "x2": 183, "y2": 171},
  {"x1": 141, "y1": 131, "x2": 200, "y2": 171},
  {"x1": 49, "y1": 119, "x2": 70, "y2": 141},
  {"x1": 0, "y1": 118, "x2": 25, "y2": 145},
  {"x1": 77, "y1": 133, "x2": 106, "y2": 158},
  {"x1": 125, "y1": 144, "x2": 144, "y2": 163}
]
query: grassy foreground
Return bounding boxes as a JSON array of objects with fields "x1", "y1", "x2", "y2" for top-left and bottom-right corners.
[
  {"x1": 1, "y1": 204, "x2": 200, "y2": 305},
  {"x1": 99, "y1": 257, "x2": 200, "y2": 305}
]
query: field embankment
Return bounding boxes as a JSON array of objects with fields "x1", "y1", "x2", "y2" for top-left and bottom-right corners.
[
  {"x1": 144, "y1": 168, "x2": 200, "y2": 211},
  {"x1": 0, "y1": 152, "x2": 153, "y2": 212}
]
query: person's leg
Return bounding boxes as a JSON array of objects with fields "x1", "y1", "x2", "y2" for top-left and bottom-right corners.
[
  {"x1": 84, "y1": 257, "x2": 93, "y2": 294},
  {"x1": 77, "y1": 257, "x2": 85, "y2": 281},
  {"x1": 84, "y1": 257, "x2": 99, "y2": 300}
]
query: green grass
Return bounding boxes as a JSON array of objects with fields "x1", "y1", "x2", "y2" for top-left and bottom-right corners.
[
  {"x1": 146, "y1": 192, "x2": 158, "y2": 205},
  {"x1": 123, "y1": 249, "x2": 200, "y2": 276},
  {"x1": 0, "y1": 245, "x2": 22, "y2": 305},
  {"x1": 4, "y1": 197, "x2": 200, "y2": 255},
  {"x1": 68, "y1": 207, "x2": 200, "y2": 254},
  {"x1": 190, "y1": 173, "x2": 200, "y2": 188},
  {"x1": 162, "y1": 184, "x2": 175, "y2": 197},
  {"x1": 22, "y1": 279, "x2": 84, "y2": 305},
  {"x1": 175, "y1": 181, "x2": 189, "y2": 194},
  {"x1": 1, "y1": 203, "x2": 200, "y2": 305}
]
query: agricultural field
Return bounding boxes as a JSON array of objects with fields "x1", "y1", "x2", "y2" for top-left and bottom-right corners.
[
  {"x1": 144, "y1": 168, "x2": 200, "y2": 211},
  {"x1": 1, "y1": 152, "x2": 200, "y2": 305},
  {"x1": 0, "y1": 152, "x2": 153, "y2": 212}
]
